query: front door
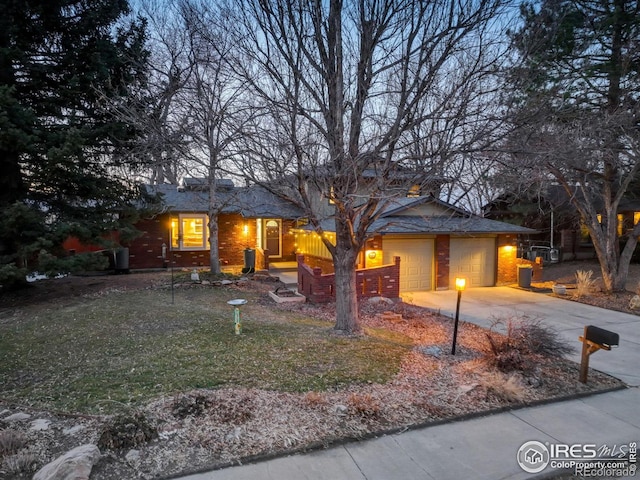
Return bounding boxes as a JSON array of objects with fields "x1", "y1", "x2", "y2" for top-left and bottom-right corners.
[{"x1": 265, "y1": 219, "x2": 281, "y2": 257}]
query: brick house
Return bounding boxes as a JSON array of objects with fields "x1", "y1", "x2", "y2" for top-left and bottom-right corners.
[
  {"x1": 126, "y1": 179, "x2": 303, "y2": 270},
  {"x1": 294, "y1": 195, "x2": 536, "y2": 293},
  {"x1": 125, "y1": 177, "x2": 535, "y2": 293}
]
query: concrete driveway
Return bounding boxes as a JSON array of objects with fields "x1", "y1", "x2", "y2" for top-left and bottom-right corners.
[{"x1": 405, "y1": 287, "x2": 640, "y2": 386}]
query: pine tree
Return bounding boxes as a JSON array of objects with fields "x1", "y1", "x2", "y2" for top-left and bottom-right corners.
[{"x1": 0, "y1": 0, "x2": 149, "y2": 286}]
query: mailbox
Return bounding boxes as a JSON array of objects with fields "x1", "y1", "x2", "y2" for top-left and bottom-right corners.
[
  {"x1": 578, "y1": 325, "x2": 619, "y2": 383},
  {"x1": 584, "y1": 325, "x2": 619, "y2": 350}
]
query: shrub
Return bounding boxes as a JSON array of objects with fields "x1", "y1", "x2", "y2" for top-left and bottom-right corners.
[
  {"x1": 97, "y1": 412, "x2": 158, "y2": 451},
  {"x1": 302, "y1": 391, "x2": 328, "y2": 408},
  {"x1": 2, "y1": 451, "x2": 38, "y2": 474},
  {"x1": 0, "y1": 429, "x2": 27, "y2": 457},
  {"x1": 347, "y1": 393, "x2": 381, "y2": 419},
  {"x1": 575, "y1": 270, "x2": 596, "y2": 298},
  {"x1": 480, "y1": 372, "x2": 526, "y2": 403},
  {"x1": 209, "y1": 396, "x2": 254, "y2": 425},
  {"x1": 171, "y1": 393, "x2": 211, "y2": 419},
  {"x1": 484, "y1": 315, "x2": 575, "y2": 372}
]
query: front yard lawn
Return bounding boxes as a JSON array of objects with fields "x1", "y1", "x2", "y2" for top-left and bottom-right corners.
[
  {"x1": 0, "y1": 272, "x2": 624, "y2": 479},
  {"x1": 0, "y1": 283, "x2": 409, "y2": 414}
]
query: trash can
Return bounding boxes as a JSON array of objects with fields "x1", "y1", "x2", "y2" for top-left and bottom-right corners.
[
  {"x1": 517, "y1": 264, "x2": 532, "y2": 288},
  {"x1": 243, "y1": 248, "x2": 255, "y2": 273},
  {"x1": 113, "y1": 247, "x2": 130, "y2": 273}
]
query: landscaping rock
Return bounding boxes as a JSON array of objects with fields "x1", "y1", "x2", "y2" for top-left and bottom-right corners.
[
  {"x1": 418, "y1": 346, "x2": 443, "y2": 358},
  {"x1": 629, "y1": 295, "x2": 640, "y2": 310},
  {"x1": 3, "y1": 412, "x2": 31, "y2": 422},
  {"x1": 62, "y1": 425, "x2": 85, "y2": 435},
  {"x1": 225, "y1": 427, "x2": 242, "y2": 442},
  {"x1": 221, "y1": 280, "x2": 233, "y2": 285},
  {"x1": 125, "y1": 449, "x2": 141, "y2": 464},
  {"x1": 458, "y1": 383, "x2": 479, "y2": 394},
  {"x1": 368, "y1": 296, "x2": 394, "y2": 305},
  {"x1": 334, "y1": 404, "x2": 348, "y2": 416},
  {"x1": 33, "y1": 444, "x2": 101, "y2": 480},
  {"x1": 30, "y1": 418, "x2": 52, "y2": 431},
  {"x1": 381, "y1": 312, "x2": 404, "y2": 323},
  {"x1": 201, "y1": 280, "x2": 211, "y2": 285}
]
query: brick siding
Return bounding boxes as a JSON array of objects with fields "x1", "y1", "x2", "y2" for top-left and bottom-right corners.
[{"x1": 297, "y1": 254, "x2": 400, "y2": 303}]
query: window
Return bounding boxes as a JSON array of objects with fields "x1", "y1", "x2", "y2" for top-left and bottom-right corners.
[
  {"x1": 407, "y1": 184, "x2": 421, "y2": 197},
  {"x1": 170, "y1": 214, "x2": 208, "y2": 250},
  {"x1": 328, "y1": 186, "x2": 335, "y2": 205}
]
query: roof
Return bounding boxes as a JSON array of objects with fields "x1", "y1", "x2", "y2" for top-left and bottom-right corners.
[
  {"x1": 304, "y1": 215, "x2": 535, "y2": 235},
  {"x1": 380, "y1": 195, "x2": 468, "y2": 216},
  {"x1": 234, "y1": 186, "x2": 304, "y2": 218},
  {"x1": 371, "y1": 216, "x2": 537, "y2": 235},
  {"x1": 146, "y1": 181, "x2": 534, "y2": 235},
  {"x1": 145, "y1": 183, "x2": 304, "y2": 219}
]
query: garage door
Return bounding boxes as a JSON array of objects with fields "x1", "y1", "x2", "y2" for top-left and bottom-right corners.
[
  {"x1": 450, "y1": 237, "x2": 496, "y2": 287},
  {"x1": 383, "y1": 238, "x2": 434, "y2": 292}
]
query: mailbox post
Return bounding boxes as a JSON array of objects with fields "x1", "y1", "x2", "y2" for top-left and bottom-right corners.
[{"x1": 578, "y1": 325, "x2": 619, "y2": 383}]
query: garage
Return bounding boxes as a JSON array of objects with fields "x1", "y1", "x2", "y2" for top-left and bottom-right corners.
[
  {"x1": 383, "y1": 237, "x2": 434, "y2": 292},
  {"x1": 449, "y1": 237, "x2": 496, "y2": 287}
]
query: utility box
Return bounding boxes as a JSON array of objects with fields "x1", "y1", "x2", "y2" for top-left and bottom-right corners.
[{"x1": 517, "y1": 264, "x2": 532, "y2": 288}]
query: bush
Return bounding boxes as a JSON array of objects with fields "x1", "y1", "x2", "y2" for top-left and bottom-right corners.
[
  {"x1": 0, "y1": 429, "x2": 27, "y2": 456},
  {"x1": 347, "y1": 393, "x2": 381, "y2": 419},
  {"x1": 2, "y1": 451, "x2": 38, "y2": 474},
  {"x1": 484, "y1": 315, "x2": 575, "y2": 372},
  {"x1": 171, "y1": 393, "x2": 212, "y2": 419},
  {"x1": 575, "y1": 270, "x2": 596, "y2": 297},
  {"x1": 97, "y1": 412, "x2": 158, "y2": 451},
  {"x1": 480, "y1": 372, "x2": 526, "y2": 403}
]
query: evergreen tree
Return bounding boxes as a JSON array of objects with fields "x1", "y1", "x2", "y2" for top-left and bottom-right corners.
[{"x1": 0, "y1": 0, "x2": 149, "y2": 286}]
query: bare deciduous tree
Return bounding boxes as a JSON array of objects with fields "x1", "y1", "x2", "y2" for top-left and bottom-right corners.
[
  {"x1": 230, "y1": 0, "x2": 508, "y2": 333},
  {"x1": 504, "y1": 0, "x2": 640, "y2": 292}
]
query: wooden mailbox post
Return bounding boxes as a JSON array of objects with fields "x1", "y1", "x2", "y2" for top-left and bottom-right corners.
[{"x1": 578, "y1": 325, "x2": 619, "y2": 383}]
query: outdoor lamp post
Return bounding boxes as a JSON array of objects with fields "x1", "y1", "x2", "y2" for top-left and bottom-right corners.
[{"x1": 451, "y1": 277, "x2": 466, "y2": 355}]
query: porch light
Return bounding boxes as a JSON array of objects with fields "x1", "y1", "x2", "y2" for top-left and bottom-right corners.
[
  {"x1": 503, "y1": 245, "x2": 515, "y2": 252},
  {"x1": 367, "y1": 250, "x2": 377, "y2": 259},
  {"x1": 243, "y1": 224, "x2": 249, "y2": 235},
  {"x1": 451, "y1": 277, "x2": 466, "y2": 355}
]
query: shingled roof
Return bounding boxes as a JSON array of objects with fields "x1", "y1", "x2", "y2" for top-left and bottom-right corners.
[{"x1": 144, "y1": 183, "x2": 304, "y2": 219}]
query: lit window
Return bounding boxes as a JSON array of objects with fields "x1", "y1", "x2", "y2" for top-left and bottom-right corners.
[
  {"x1": 170, "y1": 214, "x2": 208, "y2": 250},
  {"x1": 617, "y1": 214, "x2": 623, "y2": 236},
  {"x1": 328, "y1": 186, "x2": 335, "y2": 205},
  {"x1": 635, "y1": 212, "x2": 640, "y2": 227},
  {"x1": 407, "y1": 185, "x2": 421, "y2": 197}
]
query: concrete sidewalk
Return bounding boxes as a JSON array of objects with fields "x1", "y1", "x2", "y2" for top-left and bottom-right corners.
[{"x1": 176, "y1": 288, "x2": 640, "y2": 480}]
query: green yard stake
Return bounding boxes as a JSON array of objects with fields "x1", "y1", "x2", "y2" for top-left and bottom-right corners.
[{"x1": 227, "y1": 299, "x2": 247, "y2": 335}]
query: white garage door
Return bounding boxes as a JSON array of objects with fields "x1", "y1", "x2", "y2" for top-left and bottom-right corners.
[
  {"x1": 383, "y1": 238, "x2": 434, "y2": 292},
  {"x1": 450, "y1": 237, "x2": 496, "y2": 287}
]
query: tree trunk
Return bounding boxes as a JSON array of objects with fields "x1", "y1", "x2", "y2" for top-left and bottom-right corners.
[
  {"x1": 208, "y1": 215, "x2": 221, "y2": 275},
  {"x1": 590, "y1": 221, "x2": 638, "y2": 293},
  {"x1": 208, "y1": 175, "x2": 221, "y2": 275},
  {"x1": 333, "y1": 251, "x2": 359, "y2": 333},
  {"x1": 332, "y1": 218, "x2": 360, "y2": 334}
]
